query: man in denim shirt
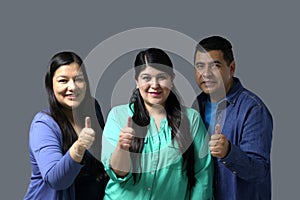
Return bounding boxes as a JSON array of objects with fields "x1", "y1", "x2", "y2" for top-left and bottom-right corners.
[{"x1": 192, "y1": 36, "x2": 273, "y2": 200}]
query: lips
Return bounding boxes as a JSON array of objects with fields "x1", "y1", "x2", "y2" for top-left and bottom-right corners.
[
  {"x1": 65, "y1": 94, "x2": 79, "y2": 100},
  {"x1": 148, "y1": 91, "x2": 162, "y2": 97},
  {"x1": 201, "y1": 80, "x2": 216, "y2": 87}
]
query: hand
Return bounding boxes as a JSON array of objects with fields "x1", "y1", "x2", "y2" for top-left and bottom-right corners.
[
  {"x1": 117, "y1": 117, "x2": 135, "y2": 150},
  {"x1": 77, "y1": 117, "x2": 95, "y2": 150},
  {"x1": 209, "y1": 124, "x2": 230, "y2": 158}
]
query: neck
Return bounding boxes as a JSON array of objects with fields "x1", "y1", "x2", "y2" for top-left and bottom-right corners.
[
  {"x1": 62, "y1": 108, "x2": 82, "y2": 134},
  {"x1": 146, "y1": 104, "x2": 166, "y2": 117},
  {"x1": 145, "y1": 104, "x2": 166, "y2": 131},
  {"x1": 210, "y1": 78, "x2": 234, "y2": 102},
  {"x1": 62, "y1": 107, "x2": 75, "y2": 124}
]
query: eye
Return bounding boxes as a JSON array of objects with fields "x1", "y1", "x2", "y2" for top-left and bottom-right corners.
[
  {"x1": 58, "y1": 79, "x2": 67, "y2": 83},
  {"x1": 195, "y1": 63, "x2": 204, "y2": 70},
  {"x1": 75, "y1": 77, "x2": 85, "y2": 83},
  {"x1": 141, "y1": 76, "x2": 151, "y2": 81},
  {"x1": 157, "y1": 75, "x2": 168, "y2": 80},
  {"x1": 210, "y1": 63, "x2": 221, "y2": 70}
]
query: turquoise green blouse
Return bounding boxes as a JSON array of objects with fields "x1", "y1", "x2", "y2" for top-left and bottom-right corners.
[{"x1": 102, "y1": 104, "x2": 213, "y2": 200}]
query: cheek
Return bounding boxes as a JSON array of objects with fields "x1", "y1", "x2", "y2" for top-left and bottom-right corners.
[
  {"x1": 220, "y1": 71, "x2": 230, "y2": 82},
  {"x1": 195, "y1": 70, "x2": 202, "y2": 78},
  {"x1": 137, "y1": 82, "x2": 150, "y2": 90},
  {"x1": 161, "y1": 82, "x2": 172, "y2": 90},
  {"x1": 78, "y1": 82, "x2": 86, "y2": 89},
  {"x1": 53, "y1": 83, "x2": 64, "y2": 95},
  {"x1": 194, "y1": 72, "x2": 202, "y2": 84}
]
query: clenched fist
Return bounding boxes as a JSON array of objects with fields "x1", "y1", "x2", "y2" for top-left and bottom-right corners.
[
  {"x1": 77, "y1": 117, "x2": 95, "y2": 150},
  {"x1": 117, "y1": 117, "x2": 135, "y2": 150}
]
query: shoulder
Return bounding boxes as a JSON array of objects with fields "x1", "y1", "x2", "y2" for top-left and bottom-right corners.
[
  {"x1": 184, "y1": 107, "x2": 201, "y2": 124},
  {"x1": 109, "y1": 104, "x2": 131, "y2": 116},
  {"x1": 185, "y1": 107, "x2": 200, "y2": 117},
  {"x1": 32, "y1": 110, "x2": 54, "y2": 123},
  {"x1": 30, "y1": 109, "x2": 60, "y2": 132},
  {"x1": 106, "y1": 104, "x2": 132, "y2": 125},
  {"x1": 29, "y1": 110, "x2": 62, "y2": 144},
  {"x1": 230, "y1": 84, "x2": 273, "y2": 123},
  {"x1": 232, "y1": 78, "x2": 270, "y2": 110},
  {"x1": 238, "y1": 88, "x2": 269, "y2": 110}
]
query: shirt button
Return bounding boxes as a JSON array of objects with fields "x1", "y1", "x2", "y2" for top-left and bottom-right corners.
[
  {"x1": 151, "y1": 171, "x2": 155, "y2": 175},
  {"x1": 147, "y1": 187, "x2": 151, "y2": 191},
  {"x1": 222, "y1": 161, "x2": 226, "y2": 165},
  {"x1": 233, "y1": 171, "x2": 237, "y2": 174}
]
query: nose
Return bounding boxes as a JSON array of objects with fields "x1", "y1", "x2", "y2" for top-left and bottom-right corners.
[
  {"x1": 67, "y1": 80, "x2": 76, "y2": 90},
  {"x1": 150, "y1": 78, "x2": 159, "y2": 88},
  {"x1": 200, "y1": 66, "x2": 213, "y2": 77}
]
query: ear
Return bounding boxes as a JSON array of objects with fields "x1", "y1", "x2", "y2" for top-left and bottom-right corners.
[
  {"x1": 170, "y1": 74, "x2": 175, "y2": 89},
  {"x1": 135, "y1": 80, "x2": 139, "y2": 89},
  {"x1": 229, "y1": 61, "x2": 236, "y2": 76},
  {"x1": 171, "y1": 73, "x2": 175, "y2": 81}
]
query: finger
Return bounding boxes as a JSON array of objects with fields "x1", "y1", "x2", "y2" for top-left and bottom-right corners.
[
  {"x1": 209, "y1": 140, "x2": 218, "y2": 147},
  {"x1": 210, "y1": 134, "x2": 220, "y2": 140},
  {"x1": 215, "y1": 124, "x2": 221, "y2": 134},
  {"x1": 85, "y1": 116, "x2": 91, "y2": 128},
  {"x1": 127, "y1": 116, "x2": 132, "y2": 128}
]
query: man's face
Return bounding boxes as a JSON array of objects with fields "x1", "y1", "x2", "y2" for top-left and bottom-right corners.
[{"x1": 194, "y1": 50, "x2": 235, "y2": 102}]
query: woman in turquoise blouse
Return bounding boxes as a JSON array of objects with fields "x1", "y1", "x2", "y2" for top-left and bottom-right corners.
[{"x1": 102, "y1": 48, "x2": 213, "y2": 199}]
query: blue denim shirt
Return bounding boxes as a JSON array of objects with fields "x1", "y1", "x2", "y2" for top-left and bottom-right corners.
[{"x1": 193, "y1": 78, "x2": 273, "y2": 200}]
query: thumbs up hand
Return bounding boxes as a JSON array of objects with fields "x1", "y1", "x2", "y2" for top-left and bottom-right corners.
[
  {"x1": 209, "y1": 124, "x2": 230, "y2": 158},
  {"x1": 117, "y1": 117, "x2": 135, "y2": 150},
  {"x1": 77, "y1": 116, "x2": 96, "y2": 150}
]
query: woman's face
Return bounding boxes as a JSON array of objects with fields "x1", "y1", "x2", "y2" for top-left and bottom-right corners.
[
  {"x1": 52, "y1": 62, "x2": 86, "y2": 110},
  {"x1": 136, "y1": 65, "x2": 173, "y2": 110}
]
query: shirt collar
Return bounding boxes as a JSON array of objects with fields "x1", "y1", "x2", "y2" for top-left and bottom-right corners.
[{"x1": 225, "y1": 77, "x2": 244, "y2": 105}]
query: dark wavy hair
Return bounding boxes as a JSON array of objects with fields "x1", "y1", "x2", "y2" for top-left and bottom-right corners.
[
  {"x1": 129, "y1": 48, "x2": 196, "y2": 189},
  {"x1": 44, "y1": 51, "x2": 104, "y2": 178}
]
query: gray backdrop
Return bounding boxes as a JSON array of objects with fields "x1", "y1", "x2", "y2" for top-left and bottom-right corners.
[{"x1": 1, "y1": 1, "x2": 298, "y2": 199}]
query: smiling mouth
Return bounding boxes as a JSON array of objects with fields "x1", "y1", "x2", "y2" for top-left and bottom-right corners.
[
  {"x1": 66, "y1": 94, "x2": 79, "y2": 99},
  {"x1": 149, "y1": 92, "x2": 162, "y2": 96},
  {"x1": 202, "y1": 81, "x2": 216, "y2": 86}
]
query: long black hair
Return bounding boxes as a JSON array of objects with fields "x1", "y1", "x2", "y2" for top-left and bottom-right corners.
[
  {"x1": 44, "y1": 51, "x2": 105, "y2": 179},
  {"x1": 129, "y1": 48, "x2": 196, "y2": 189}
]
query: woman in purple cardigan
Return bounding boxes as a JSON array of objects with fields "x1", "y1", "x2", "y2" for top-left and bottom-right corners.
[{"x1": 24, "y1": 51, "x2": 108, "y2": 200}]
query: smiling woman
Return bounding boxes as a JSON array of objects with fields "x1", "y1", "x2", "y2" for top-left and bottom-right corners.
[
  {"x1": 24, "y1": 51, "x2": 108, "y2": 200},
  {"x1": 101, "y1": 48, "x2": 213, "y2": 200},
  {"x1": 52, "y1": 62, "x2": 87, "y2": 110}
]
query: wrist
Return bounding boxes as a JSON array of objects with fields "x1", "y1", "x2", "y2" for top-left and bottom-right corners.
[
  {"x1": 74, "y1": 141, "x2": 85, "y2": 157},
  {"x1": 74, "y1": 145, "x2": 84, "y2": 158}
]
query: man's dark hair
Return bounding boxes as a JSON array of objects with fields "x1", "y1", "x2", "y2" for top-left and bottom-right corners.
[{"x1": 195, "y1": 35, "x2": 234, "y2": 65}]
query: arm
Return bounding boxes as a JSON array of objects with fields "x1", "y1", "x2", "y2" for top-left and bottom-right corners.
[
  {"x1": 101, "y1": 108, "x2": 134, "y2": 182},
  {"x1": 219, "y1": 105, "x2": 273, "y2": 182},
  {"x1": 110, "y1": 117, "x2": 134, "y2": 177},
  {"x1": 29, "y1": 117, "x2": 83, "y2": 190},
  {"x1": 189, "y1": 110, "x2": 213, "y2": 200}
]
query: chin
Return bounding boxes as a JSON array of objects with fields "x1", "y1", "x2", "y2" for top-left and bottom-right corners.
[
  {"x1": 200, "y1": 88, "x2": 210, "y2": 94},
  {"x1": 66, "y1": 103, "x2": 80, "y2": 110}
]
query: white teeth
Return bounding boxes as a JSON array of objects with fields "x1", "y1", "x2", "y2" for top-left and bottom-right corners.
[{"x1": 66, "y1": 94, "x2": 78, "y2": 97}]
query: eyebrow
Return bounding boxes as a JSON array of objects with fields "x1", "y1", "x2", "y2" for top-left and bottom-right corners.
[
  {"x1": 140, "y1": 72, "x2": 168, "y2": 76},
  {"x1": 195, "y1": 60, "x2": 222, "y2": 65},
  {"x1": 56, "y1": 74, "x2": 84, "y2": 79}
]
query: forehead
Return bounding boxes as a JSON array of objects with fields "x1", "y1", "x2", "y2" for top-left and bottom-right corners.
[
  {"x1": 138, "y1": 65, "x2": 169, "y2": 76},
  {"x1": 54, "y1": 62, "x2": 83, "y2": 76},
  {"x1": 195, "y1": 50, "x2": 224, "y2": 63}
]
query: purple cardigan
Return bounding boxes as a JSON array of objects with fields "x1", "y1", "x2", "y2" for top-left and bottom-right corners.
[{"x1": 24, "y1": 111, "x2": 83, "y2": 200}]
